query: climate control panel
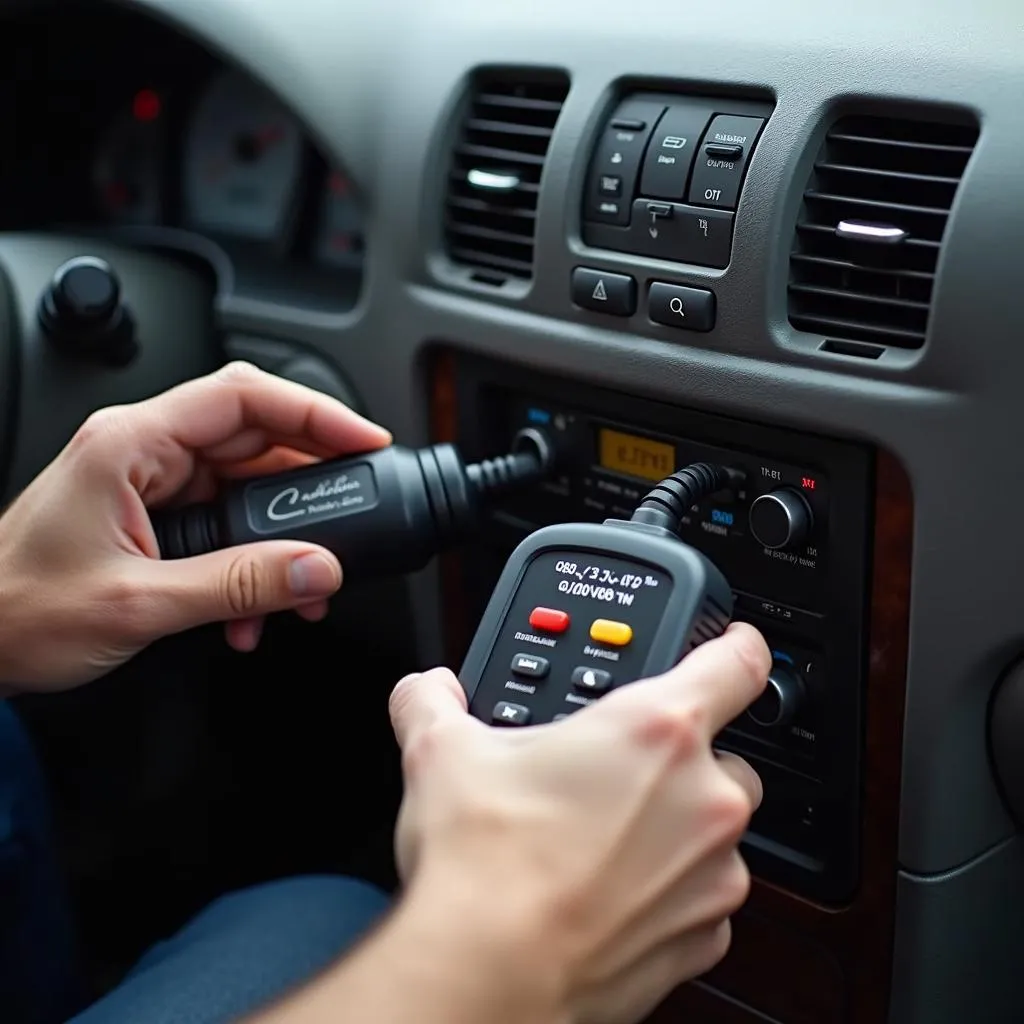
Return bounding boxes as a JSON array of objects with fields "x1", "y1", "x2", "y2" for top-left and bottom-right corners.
[
  {"x1": 581, "y1": 92, "x2": 773, "y2": 268},
  {"x1": 440, "y1": 353, "x2": 874, "y2": 906}
]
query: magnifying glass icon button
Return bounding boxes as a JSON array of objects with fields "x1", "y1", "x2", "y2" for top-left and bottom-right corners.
[{"x1": 669, "y1": 297, "x2": 685, "y2": 316}]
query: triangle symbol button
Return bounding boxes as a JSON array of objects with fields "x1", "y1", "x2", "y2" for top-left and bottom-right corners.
[{"x1": 592, "y1": 279, "x2": 608, "y2": 301}]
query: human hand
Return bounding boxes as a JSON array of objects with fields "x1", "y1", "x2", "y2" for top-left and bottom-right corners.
[
  {"x1": 387, "y1": 623, "x2": 770, "y2": 1024},
  {"x1": 0, "y1": 362, "x2": 391, "y2": 694}
]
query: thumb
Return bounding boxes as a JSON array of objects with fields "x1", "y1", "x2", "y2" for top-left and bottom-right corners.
[
  {"x1": 389, "y1": 667, "x2": 469, "y2": 750},
  {"x1": 144, "y1": 541, "x2": 342, "y2": 634}
]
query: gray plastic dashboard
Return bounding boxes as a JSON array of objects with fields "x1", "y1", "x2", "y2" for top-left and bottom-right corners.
[{"x1": 48, "y1": 0, "x2": 1024, "y2": 1015}]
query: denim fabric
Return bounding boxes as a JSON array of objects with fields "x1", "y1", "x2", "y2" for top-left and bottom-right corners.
[
  {"x1": 0, "y1": 702, "x2": 82, "y2": 1024},
  {"x1": 69, "y1": 875, "x2": 390, "y2": 1024},
  {"x1": 0, "y1": 701, "x2": 390, "y2": 1024}
]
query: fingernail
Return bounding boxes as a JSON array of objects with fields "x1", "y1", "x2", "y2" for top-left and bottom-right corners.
[{"x1": 289, "y1": 553, "x2": 341, "y2": 597}]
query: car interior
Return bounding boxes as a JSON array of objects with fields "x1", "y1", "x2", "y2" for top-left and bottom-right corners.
[{"x1": 2, "y1": 1, "x2": 1022, "y2": 1021}]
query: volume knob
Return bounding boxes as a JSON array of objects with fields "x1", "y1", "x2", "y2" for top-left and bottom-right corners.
[
  {"x1": 748, "y1": 662, "x2": 805, "y2": 729},
  {"x1": 749, "y1": 488, "x2": 813, "y2": 550}
]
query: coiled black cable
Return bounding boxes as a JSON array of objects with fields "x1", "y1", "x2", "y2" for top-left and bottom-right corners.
[{"x1": 628, "y1": 462, "x2": 738, "y2": 534}]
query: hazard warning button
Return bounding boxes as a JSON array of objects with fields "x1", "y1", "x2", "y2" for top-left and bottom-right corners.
[{"x1": 571, "y1": 267, "x2": 636, "y2": 317}]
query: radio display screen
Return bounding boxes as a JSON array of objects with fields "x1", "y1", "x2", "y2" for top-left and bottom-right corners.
[{"x1": 597, "y1": 427, "x2": 676, "y2": 483}]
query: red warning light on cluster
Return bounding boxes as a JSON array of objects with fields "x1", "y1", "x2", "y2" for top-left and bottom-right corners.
[
  {"x1": 132, "y1": 89, "x2": 161, "y2": 123},
  {"x1": 801, "y1": 476, "x2": 817, "y2": 491}
]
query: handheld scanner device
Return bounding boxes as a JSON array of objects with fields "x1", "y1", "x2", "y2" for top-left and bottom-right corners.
[{"x1": 460, "y1": 463, "x2": 739, "y2": 726}]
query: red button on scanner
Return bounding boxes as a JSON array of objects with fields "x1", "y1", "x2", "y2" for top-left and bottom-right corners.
[{"x1": 529, "y1": 607, "x2": 570, "y2": 634}]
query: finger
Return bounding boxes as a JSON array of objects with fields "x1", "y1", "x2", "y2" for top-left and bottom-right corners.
[
  {"x1": 202, "y1": 429, "x2": 344, "y2": 465},
  {"x1": 660, "y1": 850, "x2": 751, "y2": 934},
  {"x1": 626, "y1": 622, "x2": 771, "y2": 735},
  {"x1": 714, "y1": 750, "x2": 763, "y2": 811},
  {"x1": 139, "y1": 541, "x2": 343, "y2": 636},
  {"x1": 155, "y1": 450, "x2": 317, "y2": 510},
  {"x1": 589, "y1": 827, "x2": 749, "y2": 982},
  {"x1": 216, "y1": 447, "x2": 320, "y2": 480},
  {"x1": 121, "y1": 364, "x2": 392, "y2": 507},
  {"x1": 296, "y1": 600, "x2": 329, "y2": 622},
  {"x1": 173, "y1": 463, "x2": 220, "y2": 505},
  {"x1": 582, "y1": 921, "x2": 732, "y2": 1024},
  {"x1": 150, "y1": 363, "x2": 391, "y2": 456},
  {"x1": 225, "y1": 617, "x2": 264, "y2": 653},
  {"x1": 388, "y1": 667, "x2": 469, "y2": 751}
]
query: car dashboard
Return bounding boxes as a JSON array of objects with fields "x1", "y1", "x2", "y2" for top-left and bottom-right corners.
[
  {"x1": 2, "y1": 1, "x2": 1024, "y2": 1023},
  {"x1": 1, "y1": 7, "x2": 363, "y2": 311}
]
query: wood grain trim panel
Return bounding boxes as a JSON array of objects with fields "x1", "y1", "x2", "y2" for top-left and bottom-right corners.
[{"x1": 430, "y1": 353, "x2": 913, "y2": 1024}]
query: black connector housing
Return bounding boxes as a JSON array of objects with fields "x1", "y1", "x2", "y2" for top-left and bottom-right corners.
[{"x1": 152, "y1": 430, "x2": 553, "y2": 582}]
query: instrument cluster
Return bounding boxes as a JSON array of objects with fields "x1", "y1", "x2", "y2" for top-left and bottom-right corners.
[
  {"x1": 92, "y1": 68, "x2": 363, "y2": 275},
  {"x1": 0, "y1": 4, "x2": 364, "y2": 309}
]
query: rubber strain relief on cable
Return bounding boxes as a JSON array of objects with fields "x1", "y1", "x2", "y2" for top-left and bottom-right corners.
[
  {"x1": 416, "y1": 445, "x2": 454, "y2": 545},
  {"x1": 630, "y1": 463, "x2": 732, "y2": 535},
  {"x1": 430, "y1": 442, "x2": 475, "y2": 542},
  {"x1": 467, "y1": 451, "x2": 539, "y2": 496},
  {"x1": 465, "y1": 427, "x2": 553, "y2": 498}
]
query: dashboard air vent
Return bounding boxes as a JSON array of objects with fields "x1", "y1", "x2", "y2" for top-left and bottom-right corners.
[
  {"x1": 444, "y1": 70, "x2": 570, "y2": 283},
  {"x1": 788, "y1": 114, "x2": 978, "y2": 350}
]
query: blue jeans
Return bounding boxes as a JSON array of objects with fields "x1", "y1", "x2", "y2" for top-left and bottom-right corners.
[{"x1": 0, "y1": 702, "x2": 391, "y2": 1024}]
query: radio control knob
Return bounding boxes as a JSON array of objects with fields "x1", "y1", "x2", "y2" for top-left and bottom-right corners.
[
  {"x1": 748, "y1": 663, "x2": 804, "y2": 729},
  {"x1": 749, "y1": 488, "x2": 813, "y2": 550}
]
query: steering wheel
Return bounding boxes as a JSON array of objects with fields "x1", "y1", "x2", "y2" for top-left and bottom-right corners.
[{"x1": 0, "y1": 233, "x2": 360, "y2": 502}]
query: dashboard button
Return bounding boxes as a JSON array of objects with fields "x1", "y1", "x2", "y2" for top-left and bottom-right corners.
[
  {"x1": 639, "y1": 105, "x2": 714, "y2": 200},
  {"x1": 571, "y1": 267, "x2": 637, "y2": 316},
  {"x1": 626, "y1": 200, "x2": 734, "y2": 268},
  {"x1": 594, "y1": 198, "x2": 624, "y2": 220},
  {"x1": 648, "y1": 282, "x2": 716, "y2": 332},
  {"x1": 688, "y1": 115, "x2": 766, "y2": 210},
  {"x1": 583, "y1": 100, "x2": 665, "y2": 225},
  {"x1": 705, "y1": 143, "x2": 743, "y2": 160}
]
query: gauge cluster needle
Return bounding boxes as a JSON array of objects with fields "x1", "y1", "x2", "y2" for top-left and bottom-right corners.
[
  {"x1": 201, "y1": 124, "x2": 284, "y2": 183},
  {"x1": 235, "y1": 124, "x2": 285, "y2": 162}
]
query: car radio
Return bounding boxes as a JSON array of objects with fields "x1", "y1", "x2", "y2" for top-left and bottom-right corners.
[{"x1": 440, "y1": 354, "x2": 873, "y2": 906}]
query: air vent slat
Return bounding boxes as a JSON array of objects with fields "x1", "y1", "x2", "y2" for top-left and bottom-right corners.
[
  {"x1": 788, "y1": 112, "x2": 978, "y2": 351},
  {"x1": 796, "y1": 224, "x2": 940, "y2": 252},
  {"x1": 475, "y1": 92, "x2": 565, "y2": 113},
  {"x1": 446, "y1": 195, "x2": 537, "y2": 221},
  {"x1": 827, "y1": 132, "x2": 975, "y2": 156},
  {"x1": 789, "y1": 283, "x2": 930, "y2": 312},
  {"x1": 443, "y1": 70, "x2": 569, "y2": 283},
  {"x1": 447, "y1": 245, "x2": 534, "y2": 276},
  {"x1": 791, "y1": 251, "x2": 935, "y2": 273},
  {"x1": 445, "y1": 220, "x2": 536, "y2": 249},
  {"x1": 789, "y1": 313, "x2": 926, "y2": 346},
  {"x1": 805, "y1": 191, "x2": 949, "y2": 218},
  {"x1": 815, "y1": 162, "x2": 962, "y2": 188},
  {"x1": 455, "y1": 142, "x2": 547, "y2": 168},
  {"x1": 449, "y1": 170, "x2": 540, "y2": 194},
  {"x1": 465, "y1": 118, "x2": 555, "y2": 141},
  {"x1": 792, "y1": 250, "x2": 934, "y2": 297}
]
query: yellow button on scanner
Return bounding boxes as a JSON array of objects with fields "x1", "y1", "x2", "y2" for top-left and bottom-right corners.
[{"x1": 589, "y1": 619, "x2": 633, "y2": 647}]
